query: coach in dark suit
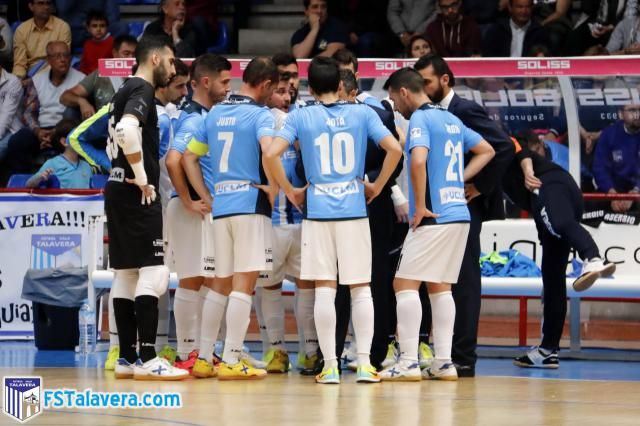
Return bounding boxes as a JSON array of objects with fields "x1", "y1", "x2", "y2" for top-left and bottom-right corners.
[{"x1": 414, "y1": 54, "x2": 514, "y2": 377}]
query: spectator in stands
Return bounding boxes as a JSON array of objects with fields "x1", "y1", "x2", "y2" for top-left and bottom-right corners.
[
  {"x1": 79, "y1": 11, "x2": 113, "y2": 75},
  {"x1": 54, "y1": 0, "x2": 127, "y2": 50},
  {"x1": 483, "y1": 0, "x2": 550, "y2": 57},
  {"x1": 143, "y1": 0, "x2": 199, "y2": 58},
  {"x1": 272, "y1": 53, "x2": 305, "y2": 109},
  {"x1": 407, "y1": 34, "x2": 434, "y2": 57},
  {"x1": 387, "y1": 0, "x2": 437, "y2": 48},
  {"x1": 26, "y1": 118, "x2": 92, "y2": 189},
  {"x1": 592, "y1": 104, "x2": 640, "y2": 213},
  {"x1": 564, "y1": 0, "x2": 628, "y2": 56},
  {"x1": 0, "y1": 65, "x2": 23, "y2": 163},
  {"x1": 463, "y1": 0, "x2": 500, "y2": 33},
  {"x1": 0, "y1": 17, "x2": 13, "y2": 70},
  {"x1": 4, "y1": 42, "x2": 84, "y2": 177},
  {"x1": 425, "y1": 0, "x2": 482, "y2": 57},
  {"x1": 61, "y1": 35, "x2": 137, "y2": 119},
  {"x1": 292, "y1": 0, "x2": 349, "y2": 58},
  {"x1": 12, "y1": 0, "x2": 71, "y2": 80},
  {"x1": 606, "y1": 7, "x2": 640, "y2": 54},
  {"x1": 332, "y1": 48, "x2": 384, "y2": 108}
]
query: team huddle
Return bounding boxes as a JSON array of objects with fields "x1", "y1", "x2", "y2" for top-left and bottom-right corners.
[{"x1": 87, "y1": 35, "x2": 613, "y2": 384}]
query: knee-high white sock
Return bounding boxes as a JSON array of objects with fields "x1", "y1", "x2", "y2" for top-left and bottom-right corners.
[
  {"x1": 155, "y1": 291, "x2": 170, "y2": 350},
  {"x1": 314, "y1": 287, "x2": 338, "y2": 369},
  {"x1": 293, "y1": 290, "x2": 305, "y2": 357},
  {"x1": 174, "y1": 288, "x2": 200, "y2": 358},
  {"x1": 108, "y1": 292, "x2": 119, "y2": 346},
  {"x1": 262, "y1": 288, "x2": 285, "y2": 351},
  {"x1": 350, "y1": 286, "x2": 374, "y2": 366},
  {"x1": 429, "y1": 290, "x2": 455, "y2": 363},
  {"x1": 296, "y1": 288, "x2": 317, "y2": 357},
  {"x1": 222, "y1": 291, "x2": 252, "y2": 365},
  {"x1": 253, "y1": 288, "x2": 270, "y2": 356},
  {"x1": 395, "y1": 290, "x2": 421, "y2": 364},
  {"x1": 200, "y1": 290, "x2": 227, "y2": 359}
]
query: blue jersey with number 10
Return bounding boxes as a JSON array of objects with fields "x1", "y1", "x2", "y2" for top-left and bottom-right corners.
[
  {"x1": 277, "y1": 102, "x2": 391, "y2": 220},
  {"x1": 407, "y1": 104, "x2": 482, "y2": 226},
  {"x1": 187, "y1": 95, "x2": 274, "y2": 219}
]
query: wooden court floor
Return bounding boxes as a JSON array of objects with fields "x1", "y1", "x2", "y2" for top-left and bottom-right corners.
[{"x1": 2, "y1": 367, "x2": 639, "y2": 426}]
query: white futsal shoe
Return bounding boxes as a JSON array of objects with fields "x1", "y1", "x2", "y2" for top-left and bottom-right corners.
[
  {"x1": 572, "y1": 258, "x2": 616, "y2": 292},
  {"x1": 133, "y1": 357, "x2": 189, "y2": 381},
  {"x1": 379, "y1": 361, "x2": 422, "y2": 382}
]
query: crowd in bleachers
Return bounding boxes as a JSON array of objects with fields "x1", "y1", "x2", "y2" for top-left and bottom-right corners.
[{"x1": 0, "y1": 0, "x2": 637, "y2": 214}]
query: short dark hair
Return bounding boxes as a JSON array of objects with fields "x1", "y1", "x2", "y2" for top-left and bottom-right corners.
[
  {"x1": 191, "y1": 54, "x2": 232, "y2": 82},
  {"x1": 113, "y1": 34, "x2": 138, "y2": 52},
  {"x1": 332, "y1": 48, "x2": 358, "y2": 72},
  {"x1": 135, "y1": 35, "x2": 174, "y2": 66},
  {"x1": 173, "y1": 58, "x2": 190, "y2": 78},
  {"x1": 308, "y1": 56, "x2": 340, "y2": 95},
  {"x1": 242, "y1": 57, "x2": 278, "y2": 87},
  {"x1": 271, "y1": 53, "x2": 297, "y2": 68},
  {"x1": 52, "y1": 118, "x2": 80, "y2": 153},
  {"x1": 303, "y1": 0, "x2": 326, "y2": 9},
  {"x1": 339, "y1": 69, "x2": 358, "y2": 94},
  {"x1": 407, "y1": 34, "x2": 432, "y2": 57},
  {"x1": 384, "y1": 68, "x2": 425, "y2": 94},
  {"x1": 86, "y1": 10, "x2": 108, "y2": 26},
  {"x1": 413, "y1": 53, "x2": 456, "y2": 87}
]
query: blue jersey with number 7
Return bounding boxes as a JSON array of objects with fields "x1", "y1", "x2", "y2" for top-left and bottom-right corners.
[
  {"x1": 187, "y1": 95, "x2": 274, "y2": 219},
  {"x1": 277, "y1": 101, "x2": 391, "y2": 220},
  {"x1": 407, "y1": 104, "x2": 482, "y2": 226}
]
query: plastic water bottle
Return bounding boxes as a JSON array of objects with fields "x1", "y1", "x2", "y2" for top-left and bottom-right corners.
[{"x1": 78, "y1": 301, "x2": 96, "y2": 354}]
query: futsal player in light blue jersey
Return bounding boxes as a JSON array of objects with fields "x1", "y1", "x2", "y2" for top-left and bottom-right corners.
[
  {"x1": 265, "y1": 57, "x2": 403, "y2": 384},
  {"x1": 165, "y1": 54, "x2": 232, "y2": 377},
  {"x1": 382, "y1": 68, "x2": 495, "y2": 382},
  {"x1": 183, "y1": 57, "x2": 279, "y2": 380}
]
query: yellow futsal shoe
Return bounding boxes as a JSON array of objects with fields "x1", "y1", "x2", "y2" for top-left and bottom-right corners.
[
  {"x1": 315, "y1": 366, "x2": 340, "y2": 384},
  {"x1": 356, "y1": 364, "x2": 381, "y2": 383},
  {"x1": 104, "y1": 345, "x2": 119, "y2": 371},
  {"x1": 302, "y1": 353, "x2": 318, "y2": 370},
  {"x1": 192, "y1": 358, "x2": 218, "y2": 378},
  {"x1": 218, "y1": 359, "x2": 267, "y2": 380},
  {"x1": 158, "y1": 345, "x2": 178, "y2": 364},
  {"x1": 419, "y1": 342, "x2": 434, "y2": 369},
  {"x1": 266, "y1": 349, "x2": 290, "y2": 373}
]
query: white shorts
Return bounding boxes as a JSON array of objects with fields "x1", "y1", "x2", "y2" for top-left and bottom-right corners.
[
  {"x1": 395, "y1": 223, "x2": 470, "y2": 284},
  {"x1": 300, "y1": 218, "x2": 371, "y2": 285},
  {"x1": 166, "y1": 197, "x2": 207, "y2": 280},
  {"x1": 201, "y1": 217, "x2": 216, "y2": 277},
  {"x1": 213, "y1": 214, "x2": 273, "y2": 278},
  {"x1": 257, "y1": 224, "x2": 301, "y2": 287}
]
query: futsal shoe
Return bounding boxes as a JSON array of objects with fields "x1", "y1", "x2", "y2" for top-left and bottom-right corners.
[
  {"x1": 104, "y1": 345, "x2": 120, "y2": 371},
  {"x1": 158, "y1": 345, "x2": 178, "y2": 364},
  {"x1": 240, "y1": 350, "x2": 268, "y2": 369},
  {"x1": 573, "y1": 258, "x2": 616, "y2": 292},
  {"x1": 218, "y1": 359, "x2": 267, "y2": 380},
  {"x1": 381, "y1": 341, "x2": 399, "y2": 369},
  {"x1": 356, "y1": 364, "x2": 381, "y2": 383},
  {"x1": 192, "y1": 358, "x2": 218, "y2": 378},
  {"x1": 418, "y1": 342, "x2": 434, "y2": 369},
  {"x1": 346, "y1": 359, "x2": 358, "y2": 372},
  {"x1": 114, "y1": 358, "x2": 140, "y2": 379},
  {"x1": 513, "y1": 347, "x2": 559, "y2": 369},
  {"x1": 422, "y1": 361, "x2": 458, "y2": 381},
  {"x1": 380, "y1": 361, "x2": 422, "y2": 382},
  {"x1": 301, "y1": 353, "x2": 319, "y2": 370},
  {"x1": 174, "y1": 350, "x2": 199, "y2": 374},
  {"x1": 315, "y1": 367, "x2": 340, "y2": 384},
  {"x1": 134, "y1": 357, "x2": 189, "y2": 381},
  {"x1": 266, "y1": 349, "x2": 290, "y2": 373}
]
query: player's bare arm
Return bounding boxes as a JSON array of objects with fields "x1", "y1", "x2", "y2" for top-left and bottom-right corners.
[
  {"x1": 462, "y1": 140, "x2": 495, "y2": 184},
  {"x1": 409, "y1": 146, "x2": 438, "y2": 230},
  {"x1": 182, "y1": 148, "x2": 213, "y2": 207},
  {"x1": 362, "y1": 135, "x2": 403, "y2": 204},
  {"x1": 166, "y1": 150, "x2": 210, "y2": 218}
]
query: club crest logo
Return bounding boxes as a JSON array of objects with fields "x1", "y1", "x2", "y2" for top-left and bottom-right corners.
[{"x1": 3, "y1": 377, "x2": 43, "y2": 423}]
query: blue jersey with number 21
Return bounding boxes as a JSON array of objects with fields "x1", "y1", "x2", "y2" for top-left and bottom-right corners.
[
  {"x1": 407, "y1": 104, "x2": 482, "y2": 226},
  {"x1": 277, "y1": 101, "x2": 391, "y2": 220}
]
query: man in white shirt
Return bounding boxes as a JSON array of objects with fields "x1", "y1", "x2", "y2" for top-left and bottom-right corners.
[{"x1": 0, "y1": 66, "x2": 23, "y2": 163}]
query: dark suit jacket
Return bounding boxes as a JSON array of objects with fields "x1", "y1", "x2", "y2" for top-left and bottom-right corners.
[
  {"x1": 482, "y1": 18, "x2": 550, "y2": 57},
  {"x1": 448, "y1": 93, "x2": 515, "y2": 221}
]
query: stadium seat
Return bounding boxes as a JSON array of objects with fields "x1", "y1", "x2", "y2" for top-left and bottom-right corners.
[
  {"x1": 10, "y1": 21, "x2": 20, "y2": 33},
  {"x1": 128, "y1": 21, "x2": 149, "y2": 39},
  {"x1": 7, "y1": 174, "x2": 60, "y2": 189},
  {"x1": 207, "y1": 21, "x2": 230, "y2": 54},
  {"x1": 89, "y1": 174, "x2": 109, "y2": 190}
]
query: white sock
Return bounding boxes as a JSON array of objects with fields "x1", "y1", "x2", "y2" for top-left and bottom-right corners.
[
  {"x1": 155, "y1": 291, "x2": 170, "y2": 349},
  {"x1": 262, "y1": 288, "x2": 285, "y2": 351},
  {"x1": 222, "y1": 292, "x2": 252, "y2": 365},
  {"x1": 108, "y1": 293, "x2": 119, "y2": 346},
  {"x1": 428, "y1": 290, "x2": 455, "y2": 364},
  {"x1": 347, "y1": 320, "x2": 356, "y2": 351},
  {"x1": 200, "y1": 290, "x2": 227, "y2": 359},
  {"x1": 174, "y1": 287, "x2": 200, "y2": 358},
  {"x1": 293, "y1": 290, "x2": 305, "y2": 357},
  {"x1": 350, "y1": 286, "x2": 374, "y2": 366},
  {"x1": 395, "y1": 290, "x2": 421, "y2": 364},
  {"x1": 296, "y1": 288, "x2": 318, "y2": 357},
  {"x1": 253, "y1": 288, "x2": 270, "y2": 356},
  {"x1": 314, "y1": 287, "x2": 338, "y2": 369}
]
